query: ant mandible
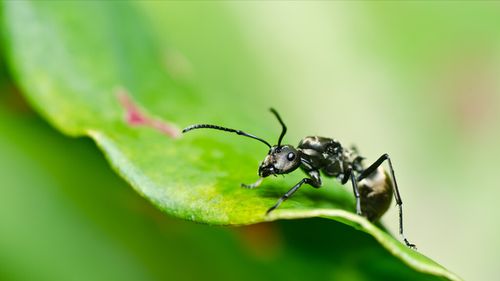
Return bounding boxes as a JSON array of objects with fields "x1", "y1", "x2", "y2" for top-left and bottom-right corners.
[{"x1": 183, "y1": 108, "x2": 416, "y2": 249}]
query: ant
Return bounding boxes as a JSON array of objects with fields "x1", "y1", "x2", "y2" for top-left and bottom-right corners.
[{"x1": 183, "y1": 108, "x2": 416, "y2": 249}]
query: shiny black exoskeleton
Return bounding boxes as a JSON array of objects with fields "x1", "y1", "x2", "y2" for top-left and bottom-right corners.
[{"x1": 183, "y1": 108, "x2": 415, "y2": 249}]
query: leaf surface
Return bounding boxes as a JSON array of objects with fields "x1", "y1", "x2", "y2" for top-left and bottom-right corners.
[{"x1": 1, "y1": 1, "x2": 461, "y2": 280}]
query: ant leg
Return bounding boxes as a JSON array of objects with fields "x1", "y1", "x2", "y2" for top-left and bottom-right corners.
[
  {"x1": 241, "y1": 177, "x2": 264, "y2": 189},
  {"x1": 348, "y1": 170, "x2": 362, "y2": 216},
  {"x1": 341, "y1": 169, "x2": 361, "y2": 215},
  {"x1": 357, "y1": 154, "x2": 416, "y2": 249},
  {"x1": 266, "y1": 172, "x2": 321, "y2": 214}
]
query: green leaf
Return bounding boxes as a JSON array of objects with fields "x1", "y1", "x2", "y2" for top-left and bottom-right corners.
[
  {"x1": 1, "y1": 1, "x2": 461, "y2": 280},
  {"x1": 0, "y1": 80, "x2": 449, "y2": 281},
  {"x1": 0, "y1": 95, "x2": 441, "y2": 281}
]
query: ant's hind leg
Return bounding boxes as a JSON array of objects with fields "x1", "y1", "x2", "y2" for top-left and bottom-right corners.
[{"x1": 357, "y1": 154, "x2": 416, "y2": 249}]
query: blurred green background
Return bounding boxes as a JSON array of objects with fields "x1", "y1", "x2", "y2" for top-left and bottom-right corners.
[{"x1": 1, "y1": 2, "x2": 500, "y2": 280}]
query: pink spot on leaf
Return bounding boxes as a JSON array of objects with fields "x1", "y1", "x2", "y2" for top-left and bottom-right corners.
[{"x1": 116, "y1": 87, "x2": 180, "y2": 138}]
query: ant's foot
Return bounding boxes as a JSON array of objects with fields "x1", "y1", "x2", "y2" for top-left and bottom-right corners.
[
  {"x1": 241, "y1": 183, "x2": 254, "y2": 189},
  {"x1": 266, "y1": 206, "x2": 276, "y2": 215},
  {"x1": 404, "y1": 239, "x2": 417, "y2": 250},
  {"x1": 240, "y1": 177, "x2": 263, "y2": 189}
]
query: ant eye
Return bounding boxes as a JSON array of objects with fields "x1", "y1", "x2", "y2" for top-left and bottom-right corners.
[{"x1": 287, "y1": 152, "x2": 295, "y2": 161}]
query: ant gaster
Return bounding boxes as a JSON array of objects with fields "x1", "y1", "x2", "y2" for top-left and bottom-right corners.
[{"x1": 183, "y1": 108, "x2": 416, "y2": 249}]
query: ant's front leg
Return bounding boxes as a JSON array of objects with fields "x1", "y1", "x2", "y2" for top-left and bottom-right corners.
[
  {"x1": 266, "y1": 171, "x2": 322, "y2": 214},
  {"x1": 241, "y1": 177, "x2": 264, "y2": 189}
]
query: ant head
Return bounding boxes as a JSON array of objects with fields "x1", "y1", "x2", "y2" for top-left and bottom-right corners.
[
  {"x1": 183, "y1": 108, "x2": 298, "y2": 177},
  {"x1": 259, "y1": 145, "x2": 301, "y2": 177},
  {"x1": 258, "y1": 108, "x2": 299, "y2": 177}
]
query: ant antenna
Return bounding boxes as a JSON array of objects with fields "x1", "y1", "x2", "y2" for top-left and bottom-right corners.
[
  {"x1": 182, "y1": 124, "x2": 272, "y2": 148},
  {"x1": 270, "y1": 108, "x2": 287, "y2": 147}
]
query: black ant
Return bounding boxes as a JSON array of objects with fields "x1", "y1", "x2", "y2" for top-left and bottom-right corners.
[{"x1": 183, "y1": 108, "x2": 416, "y2": 249}]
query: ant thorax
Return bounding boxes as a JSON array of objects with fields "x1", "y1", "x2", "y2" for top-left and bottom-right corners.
[{"x1": 297, "y1": 136, "x2": 364, "y2": 179}]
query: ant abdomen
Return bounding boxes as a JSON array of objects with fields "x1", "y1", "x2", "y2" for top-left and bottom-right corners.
[{"x1": 358, "y1": 167, "x2": 393, "y2": 222}]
